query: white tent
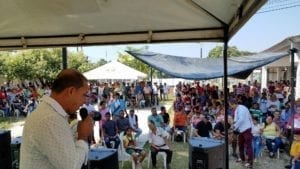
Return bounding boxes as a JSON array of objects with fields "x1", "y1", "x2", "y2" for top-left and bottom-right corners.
[
  {"x1": 0, "y1": 0, "x2": 266, "y2": 50},
  {"x1": 83, "y1": 61, "x2": 147, "y2": 80}
]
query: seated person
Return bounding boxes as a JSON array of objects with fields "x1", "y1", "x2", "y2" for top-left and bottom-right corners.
[
  {"x1": 172, "y1": 106, "x2": 187, "y2": 141},
  {"x1": 117, "y1": 110, "x2": 131, "y2": 135},
  {"x1": 213, "y1": 116, "x2": 230, "y2": 140},
  {"x1": 262, "y1": 115, "x2": 283, "y2": 158},
  {"x1": 69, "y1": 113, "x2": 78, "y2": 141},
  {"x1": 123, "y1": 127, "x2": 147, "y2": 167},
  {"x1": 148, "y1": 107, "x2": 164, "y2": 128},
  {"x1": 0, "y1": 98, "x2": 10, "y2": 116},
  {"x1": 195, "y1": 114, "x2": 212, "y2": 138},
  {"x1": 148, "y1": 120, "x2": 172, "y2": 169},
  {"x1": 190, "y1": 107, "x2": 202, "y2": 128},
  {"x1": 127, "y1": 109, "x2": 142, "y2": 138},
  {"x1": 189, "y1": 107, "x2": 202, "y2": 137},
  {"x1": 159, "y1": 106, "x2": 170, "y2": 132},
  {"x1": 173, "y1": 106, "x2": 187, "y2": 132},
  {"x1": 103, "y1": 112, "x2": 120, "y2": 149}
]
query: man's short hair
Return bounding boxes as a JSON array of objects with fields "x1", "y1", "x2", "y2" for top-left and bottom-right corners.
[{"x1": 51, "y1": 69, "x2": 87, "y2": 93}]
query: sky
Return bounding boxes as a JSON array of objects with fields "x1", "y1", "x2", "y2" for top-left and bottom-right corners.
[{"x1": 70, "y1": 1, "x2": 300, "y2": 63}]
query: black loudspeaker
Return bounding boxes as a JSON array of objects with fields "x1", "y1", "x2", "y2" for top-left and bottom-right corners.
[
  {"x1": 11, "y1": 136, "x2": 22, "y2": 169},
  {"x1": 188, "y1": 137, "x2": 225, "y2": 169},
  {"x1": 86, "y1": 148, "x2": 119, "y2": 169},
  {"x1": 0, "y1": 130, "x2": 12, "y2": 169}
]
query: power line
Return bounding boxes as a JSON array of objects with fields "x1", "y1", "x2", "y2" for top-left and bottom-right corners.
[
  {"x1": 257, "y1": 0, "x2": 300, "y2": 14},
  {"x1": 261, "y1": 0, "x2": 300, "y2": 10},
  {"x1": 257, "y1": 4, "x2": 300, "y2": 14}
]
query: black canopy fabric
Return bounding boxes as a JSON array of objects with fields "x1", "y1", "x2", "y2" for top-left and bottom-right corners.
[{"x1": 127, "y1": 51, "x2": 288, "y2": 80}]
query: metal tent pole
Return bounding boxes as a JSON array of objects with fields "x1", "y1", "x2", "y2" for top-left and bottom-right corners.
[
  {"x1": 290, "y1": 47, "x2": 298, "y2": 142},
  {"x1": 223, "y1": 26, "x2": 229, "y2": 169},
  {"x1": 62, "y1": 47, "x2": 67, "y2": 69}
]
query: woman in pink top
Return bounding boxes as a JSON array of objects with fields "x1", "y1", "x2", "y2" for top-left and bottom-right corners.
[{"x1": 98, "y1": 101, "x2": 109, "y2": 139}]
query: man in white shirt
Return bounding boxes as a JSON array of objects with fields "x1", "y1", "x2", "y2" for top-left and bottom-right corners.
[
  {"x1": 230, "y1": 98, "x2": 253, "y2": 169},
  {"x1": 20, "y1": 69, "x2": 93, "y2": 169},
  {"x1": 148, "y1": 120, "x2": 172, "y2": 169},
  {"x1": 127, "y1": 109, "x2": 142, "y2": 138}
]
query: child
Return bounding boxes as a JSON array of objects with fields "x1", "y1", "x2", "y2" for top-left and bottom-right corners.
[
  {"x1": 290, "y1": 132, "x2": 300, "y2": 169},
  {"x1": 251, "y1": 117, "x2": 263, "y2": 162},
  {"x1": 250, "y1": 103, "x2": 262, "y2": 123},
  {"x1": 123, "y1": 127, "x2": 147, "y2": 168}
]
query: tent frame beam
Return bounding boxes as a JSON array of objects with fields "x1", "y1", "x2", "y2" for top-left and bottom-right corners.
[{"x1": 0, "y1": 28, "x2": 224, "y2": 50}]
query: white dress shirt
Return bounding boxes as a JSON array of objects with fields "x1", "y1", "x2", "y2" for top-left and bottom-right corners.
[
  {"x1": 234, "y1": 104, "x2": 253, "y2": 133},
  {"x1": 148, "y1": 127, "x2": 169, "y2": 149},
  {"x1": 20, "y1": 96, "x2": 89, "y2": 169}
]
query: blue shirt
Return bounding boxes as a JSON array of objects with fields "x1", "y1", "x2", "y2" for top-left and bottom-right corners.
[
  {"x1": 103, "y1": 120, "x2": 118, "y2": 137},
  {"x1": 110, "y1": 99, "x2": 126, "y2": 116},
  {"x1": 148, "y1": 114, "x2": 164, "y2": 127}
]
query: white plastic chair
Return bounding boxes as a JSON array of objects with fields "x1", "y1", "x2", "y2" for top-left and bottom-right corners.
[
  {"x1": 0, "y1": 110, "x2": 5, "y2": 117},
  {"x1": 119, "y1": 132, "x2": 136, "y2": 169},
  {"x1": 260, "y1": 142, "x2": 280, "y2": 159},
  {"x1": 147, "y1": 151, "x2": 167, "y2": 169},
  {"x1": 172, "y1": 129, "x2": 186, "y2": 143}
]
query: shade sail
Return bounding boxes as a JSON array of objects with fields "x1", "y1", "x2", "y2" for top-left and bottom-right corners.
[
  {"x1": 83, "y1": 61, "x2": 147, "y2": 80},
  {"x1": 127, "y1": 51, "x2": 288, "y2": 80},
  {"x1": 0, "y1": 0, "x2": 266, "y2": 50}
]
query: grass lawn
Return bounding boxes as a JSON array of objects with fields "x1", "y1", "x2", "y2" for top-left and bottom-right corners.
[{"x1": 0, "y1": 117, "x2": 21, "y2": 129}]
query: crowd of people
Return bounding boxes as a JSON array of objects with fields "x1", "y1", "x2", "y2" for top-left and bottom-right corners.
[
  {"x1": 168, "y1": 80, "x2": 300, "y2": 169},
  {"x1": 8, "y1": 68, "x2": 300, "y2": 169},
  {"x1": 0, "y1": 83, "x2": 50, "y2": 117}
]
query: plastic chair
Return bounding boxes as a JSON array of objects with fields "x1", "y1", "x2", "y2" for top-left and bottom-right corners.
[
  {"x1": 119, "y1": 133, "x2": 136, "y2": 169},
  {"x1": 172, "y1": 129, "x2": 186, "y2": 143},
  {"x1": 260, "y1": 142, "x2": 280, "y2": 159},
  {"x1": 147, "y1": 151, "x2": 167, "y2": 169},
  {"x1": 0, "y1": 110, "x2": 5, "y2": 117}
]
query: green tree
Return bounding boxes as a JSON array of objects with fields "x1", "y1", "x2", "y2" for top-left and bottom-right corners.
[{"x1": 208, "y1": 46, "x2": 255, "y2": 58}]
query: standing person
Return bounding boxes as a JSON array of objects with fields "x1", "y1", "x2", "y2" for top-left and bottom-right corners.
[
  {"x1": 251, "y1": 117, "x2": 263, "y2": 162},
  {"x1": 231, "y1": 99, "x2": 254, "y2": 169},
  {"x1": 287, "y1": 132, "x2": 300, "y2": 169},
  {"x1": 163, "y1": 83, "x2": 169, "y2": 100},
  {"x1": 20, "y1": 69, "x2": 93, "y2": 169}
]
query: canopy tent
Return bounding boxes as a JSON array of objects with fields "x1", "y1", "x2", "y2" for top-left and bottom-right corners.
[
  {"x1": 83, "y1": 61, "x2": 147, "y2": 80},
  {"x1": 127, "y1": 51, "x2": 289, "y2": 80},
  {"x1": 0, "y1": 0, "x2": 266, "y2": 50},
  {"x1": 0, "y1": 1, "x2": 267, "y2": 169}
]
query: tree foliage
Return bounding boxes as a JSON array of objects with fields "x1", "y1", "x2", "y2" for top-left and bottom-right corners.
[
  {"x1": 0, "y1": 48, "x2": 106, "y2": 85},
  {"x1": 208, "y1": 46, "x2": 256, "y2": 58}
]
